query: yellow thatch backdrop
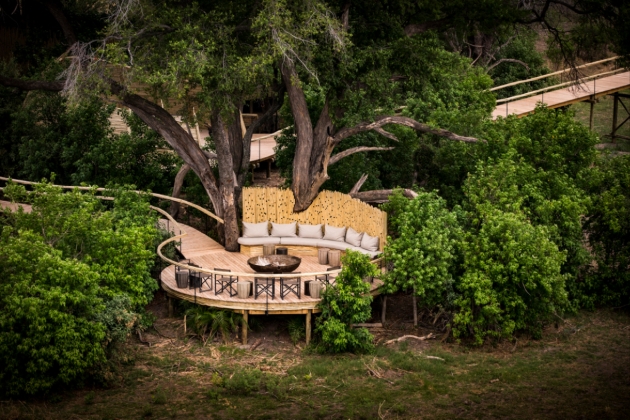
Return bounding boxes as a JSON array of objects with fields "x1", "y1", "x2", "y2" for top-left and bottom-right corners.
[{"x1": 242, "y1": 187, "x2": 387, "y2": 251}]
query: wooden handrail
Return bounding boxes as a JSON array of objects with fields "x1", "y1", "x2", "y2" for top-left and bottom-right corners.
[
  {"x1": 495, "y1": 68, "x2": 627, "y2": 104},
  {"x1": 489, "y1": 56, "x2": 620, "y2": 92},
  {"x1": 0, "y1": 176, "x2": 224, "y2": 224}
]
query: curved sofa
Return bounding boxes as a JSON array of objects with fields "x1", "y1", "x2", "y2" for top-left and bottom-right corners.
[{"x1": 237, "y1": 222, "x2": 382, "y2": 259}]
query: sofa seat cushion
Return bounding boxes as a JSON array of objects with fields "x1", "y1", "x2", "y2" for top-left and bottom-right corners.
[
  {"x1": 347, "y1": 245, "x2": 382, "y2": 259},
  {"x1": 323, "y1": 224, "x2": 347, "y2": 242},
  {"x1": 242, "y1": 221, "x2": 270, "y2": 237},
  {"x1": 237, "y1": 236, "x2": 281, "y2": 246},
  {"x1": 279, "y1": 237, "x2": 321, "y2": 246},
  {"x1": 298, "y1": 223, "x2": 323, "y2": 239},
  {"x1": 360, "y1": 232, "x2": 380, "y2": 252},
  {"x1": 271, "y1": 221, "x2": 297, "y2": 237},
  {"x1": 317, "y1": 239, "x2": 353, "y2": 251}
]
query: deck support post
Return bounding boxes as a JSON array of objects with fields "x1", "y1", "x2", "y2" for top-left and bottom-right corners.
[
  {"x1": 266, "y1": 160, "x2": 271, "y2": 178},
  {"x1": 305, "y1": 309, "x2": 312, "y2": 345},
  {"x1": 242, "y1": 310, "x2": 248, "y2": 345},
  {"x1": 167, "y1": 296, "x2": 174, "y2": 318},
  {"x1": 381, "y1": 295, "x2": 387, "y2": 325},
  {"x1": 589, "y1": 95, "x2": 595, "y2": 131},
  {"x1": 612, "y1": 92, "x2": 619, "y2": 142},
  {"x1": 412, "y1": 293, "x2": 418, "y2": 327}
]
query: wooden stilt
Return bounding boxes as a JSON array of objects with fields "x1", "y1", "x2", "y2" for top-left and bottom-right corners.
[
  {"x1": 381, "y1": 295, "x2": 387, "y2": 325},
  {"x1": 412, "y1": 294, "x2": 418, "y2": 327},
  {"x1": 589, "y1": 95, "x2": 595, "y2": 130},
  {"x1": 167, "y1": 296, "x2": 174, "y2": 318},
  {"x1": 242, "y1": 310, "x2": 249, "y2": 345},
  {"x1": 306, "y1": 309, "x2": 312, "y2": 345},
  {"x1": 612, "y1": 92, "x2": 619, "y2": 142}
]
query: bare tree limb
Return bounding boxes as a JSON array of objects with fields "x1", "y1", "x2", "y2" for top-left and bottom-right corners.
[
  {"x1": 373, "y1": 127, "x2": 399, "y2": 142},
  {"x1": 42, "y1": 0, "x2": 77, "y2": 46},
  {"x1": 404, "y1": 18, "x2": 451, "y2": 37},
  {"x1": 487, "y1": 58, "x2": 530, "y2": 72},
  {"x1": 329, "y1": 146, "x2": 394, "y2": 166},
  {"x1": 333, "y1": 115, "x2": 483, "y2": 144},
  {"x1": 350, "y1": 188, "x2": 417, "y2": 203},
  {"x1": 349, "y1": 173, "x2": 368, "y2": 195},
  {"x1": 0, "y1": 75, "x2": 64, "y2": 92},
  {"x1": 169, "y1": 163, "x2": 190, "y2": 217}
]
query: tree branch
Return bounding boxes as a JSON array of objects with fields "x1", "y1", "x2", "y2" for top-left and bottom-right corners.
[
  {"x1": 0, "y1": 75, "x2": 64, "y2": 92},
  {"x1": 373, "y1": 127, "x2": 399, "y2": 142},
  {"x1": 349, "y1": 173, "x2": 368, "y2": 194},
  {"x1": 333, "y1": 115, "x2": 483, "y2": 144},
  {"x1": 404, "y1": 17, "x2": 451, "y2": 37},
  {"x1": 486, "y1": 58, "x2": 530, "y2": 72},
  {"x1": 42, "y1": 0, "x2": 77, "y2": 46},
  {"x1": 350, "y1": 189, "x2": 417, "y2": 203},
  {"x1": 329, "y1": 146, "x2": 394, "y2": 166}
]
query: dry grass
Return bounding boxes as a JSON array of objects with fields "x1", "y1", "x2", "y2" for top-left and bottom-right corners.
[{"x1": 0, "y1": 293, "x2": 628, "y2": 420}]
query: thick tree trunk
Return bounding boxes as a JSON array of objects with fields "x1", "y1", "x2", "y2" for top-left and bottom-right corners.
[{"x1": 211, "y1": 112, "x2": 241, "y2": 252}]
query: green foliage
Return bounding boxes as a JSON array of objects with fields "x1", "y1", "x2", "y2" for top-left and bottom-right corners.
[
  {"x1": 488, "y1": 31, "x2": 552, "y2": 100},
  {"x1": 454, "y1": 207, "x2": 568, "y2": 343},
  {"x1": 4, "y1": 92, "x2": 178, "y2": 193},
  {"x1": 0, "y1": 181, "x2": 159, "y2": 396},
  {"x1": 581, "y1": 155, "x2": 630, "y2": 307},
  {"x1": 185, "y1": 306, "x2": 242, "y2": 344},
  {"x1": 287, "y1": 316, "x2": 306, "y2": 345},
  {"x1": 316, "y1": 251, "x2": 377, "y2": 353},
  {"x1": 223, "y1": 369, "x2": 264, "y2": 396},
  {"x1": 382, "y1": 190, "x2": 462, "y2": 309}
]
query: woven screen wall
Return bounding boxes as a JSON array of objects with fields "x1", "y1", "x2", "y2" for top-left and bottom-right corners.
[{"x1": 242, "y1": 187, "x2": 387, "y2": 251}]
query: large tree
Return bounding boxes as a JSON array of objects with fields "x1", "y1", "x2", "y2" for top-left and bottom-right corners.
[{"x1": 1, "y1": 0, "x2": 627, "y2": 245}]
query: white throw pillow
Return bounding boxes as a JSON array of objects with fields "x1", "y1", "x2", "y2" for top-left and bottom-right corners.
[
  {"x1": 360, "y1": 233, "x2": 380, "y2": 252},
  {"x1": 323, "y1": 224, "x2": 347, "y2": 242},
  {"x1": 345, "y1": 227, "x2": 364, "y2": 247},
  {"x1": 298, "y1": 223, "x2": 323, "y2": 239},
  {"x1": 242, "y1": 221, "x2": 270, "y2": 238},
  {"x1": 271, "y1": 221, "x2": 297, "y2": 237}
]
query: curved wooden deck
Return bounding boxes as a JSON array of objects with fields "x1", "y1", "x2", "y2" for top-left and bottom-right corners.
[{"x1": 160, "y1": 222, "x2": 384, "y2": 315}]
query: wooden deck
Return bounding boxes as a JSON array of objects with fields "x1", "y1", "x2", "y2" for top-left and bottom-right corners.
[
  {"x1": 160, "y1": 222, "x2": 383, "y2": 314},
  {"x1": 493, "y1": 71, "x2": 630, "y2": 119},
  {"x1": 250, "y1": 133, "x2": 280, "y2": 163},
  {"x1": 0, "y1": 200, "x2": 32, "y2": 213}
]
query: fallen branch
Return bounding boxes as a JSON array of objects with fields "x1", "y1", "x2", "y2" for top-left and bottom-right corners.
[
  {"x1": 385, "y1": 333, "x2": 434, "y2": 345},
  {"x1": 424, "y1": 355, "x2": 445, "y2": 361},
  {"x1": 352, "y1": 323, "x2": 384, "y2": 328},
  {"x1": 364, "y1": 362, "x2": 394, "y2": 385},
  {"x1": 250, "y1": 338, "x2": 263, "y2": 351},
  {"x1": 137, "y1": 330, "x2": 151, "y2": 347}
]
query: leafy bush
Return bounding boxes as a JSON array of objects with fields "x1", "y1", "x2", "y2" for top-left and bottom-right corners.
[
  {"x1": 581, "y1": 155, "x2": 630, "y2": 307},
  {"x1": 454, "y1": 208, "x2": 568, "y2": 343},
  {"x1": 223, "y1": 369, "x2": 264, "y2": 396},
  {"x1": 382, "y1": 189, "x2": 462, "y2": 309},
  {"x1": 185, "y1": 306, "x2": 242, "y2": 344},
  {"x1": 287, "y1": 316, "x2": 306, "y2": 345},
  {"x1": 0, "y1": 181, "x2": 159, "y2": 396},
  {"x1": 315, "y1": 251, "x2": 378, "y2": 353}
]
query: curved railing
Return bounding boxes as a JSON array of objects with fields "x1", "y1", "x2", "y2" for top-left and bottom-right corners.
[{"x1": 0, "y1": 176, "x2": 344, "y2": 280}]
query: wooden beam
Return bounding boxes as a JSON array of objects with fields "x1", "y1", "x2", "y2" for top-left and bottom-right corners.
[
  {"x1": 590, "y1": 96, "x2": 595, "y2": 131},
  {"x1": 306, "y1": 309, "x2": 312, "y2": 345},
  {"x1": 612, "y1": 92, "x2": 619, "y2": 142},
  {"x1": 242, "y1": 310, "x2": 248, "y2": 345},
  {"x1": 381, "y1": 295, "x2": 387, "y2": 325}
]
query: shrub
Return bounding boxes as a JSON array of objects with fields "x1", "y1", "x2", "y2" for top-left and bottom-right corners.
[
  {"x1": 382, "y1": 189, "x2": 462, "y2": 310},
  {"x1": 316, "y1": 251, "x2": 378, "y2": 353},
  {"x1": 0, "y1": 181, "x2": 159, "y2": 396},
  {"x1": 581, "y1": 155, "x2": 630, "y2": 307},
  {"x1": 185, "y1": 306, "x2": 242, "y2": 344},
  {"x1": 454, "y1": 208, "x2": 568, "y2": 343}
]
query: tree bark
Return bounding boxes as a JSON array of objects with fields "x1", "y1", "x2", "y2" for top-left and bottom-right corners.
[
  {"x1": 350, "y1": 189, "x2": 418, "y2": 203},
  {"x1": 41, "y1": 0, "x2": 78, "y2": 46},
  {"x1": 280, "y1": 58, "x2": 483, "y2": 212}
]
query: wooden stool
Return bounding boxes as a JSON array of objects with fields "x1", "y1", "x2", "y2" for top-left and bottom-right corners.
[
  {"x1": 318, "y1": 248, "x2": 330, "y2": 265},
  {"x1": 310, "y1": 281, "x2": 323, "y2": 299},
  {"x1": 276, "y1": 247, "x2": 288, "y2": 255},
  {"x1": 175, "y1": 269, "x2": 189, "y2": 288},
  {"x1": 263, "y1": 243, "x2": 275, "y2": 256},
  {"x1": 237, "y1": 281, "x2": 252, "y2": 299},
  {"x1": 328, "y1": 250, "x2": 341, "y2": 267}
]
